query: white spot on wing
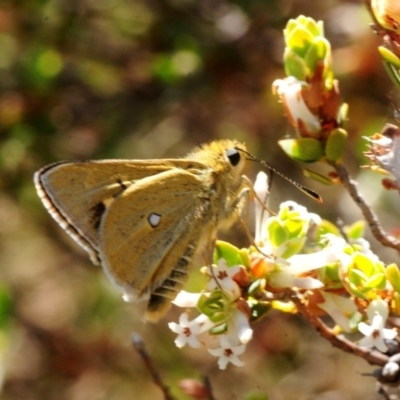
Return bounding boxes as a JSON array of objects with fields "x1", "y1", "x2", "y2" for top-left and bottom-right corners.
[{"x1": 148, "y1": 213, "x2": 161, "y2": 228}]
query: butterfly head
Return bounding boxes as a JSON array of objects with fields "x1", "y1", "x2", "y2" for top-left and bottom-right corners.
[{"x1": 187, "y1": 139, "x2": 247, "y2": 178}]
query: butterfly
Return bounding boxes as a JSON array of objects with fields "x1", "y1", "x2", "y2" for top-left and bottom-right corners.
[{"x1": 34, "y1": 140, "x2": 253, "y2": 321}]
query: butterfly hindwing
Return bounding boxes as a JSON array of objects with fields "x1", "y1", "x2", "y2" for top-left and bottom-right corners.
[{"x1": 98, "y1": 168, "x2": 211, "y2": 311}]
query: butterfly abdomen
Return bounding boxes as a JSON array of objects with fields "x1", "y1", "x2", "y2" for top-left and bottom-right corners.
[{"x1": 146, "y1": 242, "x2": 196, "y2": 321}]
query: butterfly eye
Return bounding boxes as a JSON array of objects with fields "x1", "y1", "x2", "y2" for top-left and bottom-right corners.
[{"x1": 226, "y1": 148, "x2": 241, "y2": 166}]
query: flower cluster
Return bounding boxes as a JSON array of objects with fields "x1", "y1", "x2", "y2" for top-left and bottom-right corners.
[
  {"x1": 168, "y1": 171, "x2": 399, "y2": 369},
  {"x1": 168, "y1": 258, "x2": 252, "y2": 370}
]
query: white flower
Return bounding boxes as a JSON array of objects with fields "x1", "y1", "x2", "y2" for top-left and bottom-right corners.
[
  {"x1": 358, "y1": 314, "x2": 397, "y2": 352},
  {"x1": 272, "y1": 77, "x2": 321, "y2": 134},
  {"x1": 268, "y1": 251, "x2": 328, "y2": 289},
  {"x1": 266, "y1": 233, "x2": 354, "y2": 289},
  {"x1": 358, "y1": 299, "x2": 397, "y2": 352},
  {"x1": 172, "y1": 290, "x2": 201, "y2": 308},
  {"x1": 254, "y1": 171, "x2": 270, "y2": 246},
  {"x1": 231, "y1": 309, "x2": 253, "y2": 344},
  {"x1": 318, "y1": 292, "x2": 358, "y2": 332},
  {"x1": 208, "y1": 335, "x2": 246, "y2": 369},
  {"x1": 168, "y1": 312, "x2": 212, "y2": 349},
  {"x1": 205, "y1": 259, "x2": 241, "y2": 298},
  {"x1": 319, "y1": 234, "x2": 353, "y2": 272},
  {"x1": 366, "y1": 298, "x2": 390, "y2": 321},
  {"x1": 269, "y1": 270, "x2": 323, "y2": 289}
]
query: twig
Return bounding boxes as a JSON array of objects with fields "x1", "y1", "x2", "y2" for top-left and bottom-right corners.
[
  {"x1": 377, "y1": 383, "x2": 399, "y2": 400},
  {"x1": 131, "y1": 333, "x2": 176, "y2": 400},
  {"x1": 203, "y1": 376, "x2": 216, "y2": 400},
  {"x1": 292, "y1": 295, "x2": 389, "y2": 367},
  {"x1": 330, "y1": 162, "x2": 400, "y2": 251}
]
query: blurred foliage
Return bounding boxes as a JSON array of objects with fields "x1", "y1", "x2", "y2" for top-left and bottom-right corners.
[{"x1": 0, "y1": 0, "x2": 397, "y2": 399}]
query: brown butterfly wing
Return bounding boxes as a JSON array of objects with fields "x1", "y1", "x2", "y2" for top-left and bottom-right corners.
[
  {"x1": 98, "y1": 168, "x2": 212, "y2": 320},
  {"x1": 34, "y1": 159, "x2": 206, "y2": 264}
]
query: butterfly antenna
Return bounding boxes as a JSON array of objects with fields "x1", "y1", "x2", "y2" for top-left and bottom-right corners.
[{"x1": 237, "y1": 148, "x2": 323, "y2": 203}]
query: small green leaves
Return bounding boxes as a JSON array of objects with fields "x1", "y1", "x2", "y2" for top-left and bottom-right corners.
[
  {"x1": 197, "y1": 291, "x2": 231, "y2": 324},
  {"x1": 265, "y1": 202, "x2": 313, "y2": 258},
  {"x1": 279, "y1": 128, "x2": 348, "y2": 163},
  {"x1": 348, "y1": 253, "x2": 386, "y2": 299},
  {"x1": 283, "y1": 16, "x2": 331, "y2": 84}
]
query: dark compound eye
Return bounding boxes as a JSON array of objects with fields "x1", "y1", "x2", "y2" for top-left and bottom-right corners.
[{"x1": 226, "y1": 148, "x2": 241, "y2": 166}]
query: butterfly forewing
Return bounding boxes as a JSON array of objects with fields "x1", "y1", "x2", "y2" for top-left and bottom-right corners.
[{"x1": 34, "y1": 159, "x2": 207, "y2": 263}]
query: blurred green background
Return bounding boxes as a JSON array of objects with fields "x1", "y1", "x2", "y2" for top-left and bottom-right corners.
[{"x1": 0, "y1": 0, "x2": 397, "y2": 399}]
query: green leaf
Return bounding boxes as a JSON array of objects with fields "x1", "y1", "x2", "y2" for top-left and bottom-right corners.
[
  {"x1": 301, "y1": 16, "x2": 322, "y2": 37},
  {"x1": 386, "y1": 264, "x2": 400, "y2": 293},
  {"x1": 286, "y1": 26, "x2": 314, "y2": 58},
  {"x1": 304, "y1": 37, "x2": 330, "y2": 73},
  {"x1": 349, "y1": 267, "x2": 368, "y2": 284},
  {"x1": 325, "y1": 128, "x2": 348, "y2": 162},
  {"x1": 302, "y1": 168, "x2": 335, "y2": 185},
  {"x1": 197, "y1": 292, "x2": 227, "y2": 323},
  {"x1": 379, "y1": 46, "x2": 400, "y2": 69},
  {"x1": 280, "y1": 237, "x2": 306, "y2": 259},
  {"x1": 382, "y1": 60, "x2": 400, "y2": 89},
  {"x1": 348, "y1": 282, "x2": 368, "y2": 300},
  {"x1": 315, "y1": 220, "x2": 340, "y2": 238},
  {"x1": 213, "y1": 240, "x2": 242, "y2": 266},
  {"x1": 344, "y1": 220, "x2": 365, "y2": 240},
  {"x1": 319, "y1": 263, "x2": 341, "y2": 286},
  {"x1": 364, "y1": 273, "x2": 386, "y2": 290},
  {"x1": 279, "y1": 138, "x2": 323, "y2": 163},
  {"x1": 353, "y1": 253, "x2": 375, "y2": 275},
  {"x1": 283, "y1": 216, "x2": 305, "y2": 237},
  {"x1": 283, "y1": 49, "x2": 307, "y2": 80},
  {"x1": 267, "y1": 219, "x2": 288, "y2": 247}
]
